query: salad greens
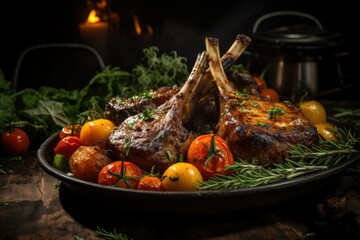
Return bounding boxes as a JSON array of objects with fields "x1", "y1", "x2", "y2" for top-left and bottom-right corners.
[{"x1": 0, "y1": 46, "x2": 189, "y2": 139}]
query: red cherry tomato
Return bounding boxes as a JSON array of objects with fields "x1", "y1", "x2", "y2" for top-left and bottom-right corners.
[
  {"x1": 253, "y1": 76, "x2": 267, "y2": 91},
  {"x1": 54, "y1": 136, "x2": 82, "y2": 159},
  {"x1": 137, "y1": 175, "x2": 164, "y2": 191},
  {"x1": 187, "y1": 134, "x2": 234, "y2": 180},
  {"x1": 0, "y1": 128, "x2": 30, "y2": 155},
  {"x1": 98, "y1": 161, "x2": 142, "y2": 189},
  {"x1": 59, "y1": 124, "x2": 82, "y2": 139},
  {"x1": 260, "y1": 88, "x2": 280, "y2": 102}
]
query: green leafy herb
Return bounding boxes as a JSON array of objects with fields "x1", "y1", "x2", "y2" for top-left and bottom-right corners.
[
  {"x1": 0, "y1": 46, "x2": 188, "y2": 140},
  {"x1": 141, "y1": 108, "x2": 155, "y2": 121},
  {"x1": 268, "y1": 107, "x2": 285, "y2": 119}
]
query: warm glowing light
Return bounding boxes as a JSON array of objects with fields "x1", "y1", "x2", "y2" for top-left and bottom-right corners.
[
  {"x1": 87, "y1": 10, "x2": 100, "y2": 23},
  {"x1": 147, "y1": 25, "x2": 154, "y2": 35},
  {"x1": 133, "y1": 14, "x2": 142, "y2": 36}
]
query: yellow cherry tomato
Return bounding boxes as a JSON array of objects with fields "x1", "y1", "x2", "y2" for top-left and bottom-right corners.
[
  {"x1": 162, "y1": 162, "x2": 203, "y2": 191},
  {"x1": 80, "y1": 118, "x2": 115, "y2": 149},
  {"x1": 299, "y1": 100, "x2": 327, "y2": 125},
  {"x1": 315, "y1": 122, "x2": 337, "y2": 141}
]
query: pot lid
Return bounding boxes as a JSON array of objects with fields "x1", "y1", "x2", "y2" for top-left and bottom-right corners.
[{"x1": 251, "y1": 25, "x2": 345, "y2": 50}]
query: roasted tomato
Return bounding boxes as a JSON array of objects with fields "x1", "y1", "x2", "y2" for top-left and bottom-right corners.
[
  {"x1": 80, "y1": 118, "x2": 115, "y2": 149},
  {"x1": 162, "y1": 162, "x2": 203, "y2": 191},
  {"x1": 260, "y1": 88, "x2": 280, "y2": 102},
  {"x1": 54, "y1": 136, "x2": 82, "y2": 159},
  {"x1": 0, "y1": 128, "x2": 30, "y2": 156},
  {"x1": 315, "y1": 122, "x2": 337, "y2": 141},
  {"x1": 187, "y1": 134, "x2": 234, "y2": 180},
  {"x1": 137, "y1": 175, "x2": 164, "y2": 191},
  {"x1": 253, "y1": 76, "x2": 267, "y2": 91},
  {"x1": 69, "y1": 145, "x2": 112, "y2": 183},
  {"x1": 59, "y1": 124, "x2": 82, "y2": 139},
  {"x1": 98, "y1": 161, "x2": 142, "y2": 189},
  {"x1": 300, "y1": 100, "x2": 327, "y2": 125}
]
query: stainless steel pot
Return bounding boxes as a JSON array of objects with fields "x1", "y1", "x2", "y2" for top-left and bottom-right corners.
[{"x1": 245, "y1": 11, "x2": 351, "y2": 101}]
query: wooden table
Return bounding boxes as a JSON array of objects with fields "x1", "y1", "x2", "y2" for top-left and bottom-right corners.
[{"x1": 1, "y1": 101, "x2": 360, "y2": 240}]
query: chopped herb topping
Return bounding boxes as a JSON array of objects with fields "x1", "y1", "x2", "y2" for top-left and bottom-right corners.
[
  {"x1": 232, "y1": 100, "x2": 247, "y2": 107},
  {"x1": 268, "y1": 107, "x2": 286, "y2": 119},
  {"x1": 250, "y1": 101, "x2": 259, "y2": 107},
  {"x1": 124, "y1": 137, "x2": 130, "y2": 157},
  {"x1": 255, "y1": 122, "x2": 268, "y2": 127},
  {"x1": 141, "y1": 108, "x2": 155, "y2": 121},
  {"x1": 166, "y1": 150, "x2": 172, "y2": 160}
]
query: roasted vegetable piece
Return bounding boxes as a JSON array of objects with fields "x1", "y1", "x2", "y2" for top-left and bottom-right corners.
[
  {"x1": 162, "y1": 162, "x2": 203, "y2": 191},
  {"x1": 98, "y1": 161, "x2": 142, "y2": 189},
  {"x1": 80, "y1": 118, "x2": 115, "y2": 149},
  {"x1": 54, "y1": 136, "x2": 82, "y2": 159},
  {"x1": 137, "y1": 175, "x2": 164, "y2": 191},
  {"x1": 187, "y1": 134, "x2": 234, "y2": 180},
  {"x1": 69, "y1": 146, "x2": 112, "y2": 183},
  {"x1": 300, "y1": 100, "x2": 327, "y2": 125},
  {"x1": 59, "y1": 124, "x2": 82, "y2": 139}
]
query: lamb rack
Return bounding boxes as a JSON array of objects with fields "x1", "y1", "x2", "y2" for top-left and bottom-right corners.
[
  {"x1": 105, "y1": 34, "x2": 251, "y2": 126},
  {"x1": 107, "y1": 52, "x2": 208, "y2": 172},
  {"x1": 206, "y1": 37, "x2": 319, "y2": 166}
]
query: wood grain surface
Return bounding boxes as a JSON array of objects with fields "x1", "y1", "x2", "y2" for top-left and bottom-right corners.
[{"x1": 1, "y1": 110, "x2": 359, "y2": 240}]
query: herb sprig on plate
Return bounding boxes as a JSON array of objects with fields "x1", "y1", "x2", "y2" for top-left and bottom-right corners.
[{"x1": 198, "y1": 127, "x2": 359, "y2": 191}]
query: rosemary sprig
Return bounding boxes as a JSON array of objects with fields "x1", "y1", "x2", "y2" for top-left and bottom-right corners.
[
  {"x1": 199, "y1": 127, "x2": 359, "y2": 191},
  {"x1": 288, "y1": 127, "x2": 359, "y2": 166},
  {"x1": 333, "y1": 107, "x2": 360, "y2": 126},
  {"x1": 95, "y1": 226, "x2": 133, "y2": 240},
  {"x1": 198, "y1": 160, "x2": 328, "y2": 190}
]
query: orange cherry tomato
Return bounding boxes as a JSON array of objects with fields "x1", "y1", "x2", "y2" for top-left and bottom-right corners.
[
  {"x1": 137, "y1": 175, "x2": 164, "y2": 191},
  {"x1": 59, "y1": 124, "x2": 82, "y2": 139},
  {"x1": 54, "y1": 136, "x2": 82, "y2": 159},
  {"x1": 0, "y1": 128, "x2": 30, "y2": 155},
  {"x1": 69, "y1": 146, "x2": 112, "y2": 183},
  {"x1": 260, "y1": 88, "x2": 280, "y2": 102},
  {"x1": 253, "y1": 76, "x2": 267, "y2": 91},
  {"x1": 98, "y1": 161, "x2": 142, "y2": 189},
  {"x1": 187, "y1": 134, "x2": 234, "y2": 180},
  {"x1": 80, "y1": 118, "x2": 115, "y2": 149}
]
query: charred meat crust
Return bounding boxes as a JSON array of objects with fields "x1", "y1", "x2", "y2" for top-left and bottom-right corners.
[
  {"x1": 108, "y1": 52, "x2": 208, "y2": 173},
  {"x1": 206, "y1": 36, "x2": 319, "y2": 166}
]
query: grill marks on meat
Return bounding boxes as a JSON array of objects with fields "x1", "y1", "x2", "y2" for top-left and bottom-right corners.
[
  {"x1": 206, "y1": 37, "x2": 319, "y2": 166},
  {"x1": 105, "y1": 86, "x2": 180, "y2": 125},
  {"x1": 108, "y1": 52, "x2": 208, "y2": 173}
]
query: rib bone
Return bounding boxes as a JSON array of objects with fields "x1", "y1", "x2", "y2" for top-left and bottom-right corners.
[{"x1": 206, "y1": 37, "x2": 319, "y2": 165}]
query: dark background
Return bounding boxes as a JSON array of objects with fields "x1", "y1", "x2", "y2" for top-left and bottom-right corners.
[{"x1": 0, "y1": 0, "x2": 356, "y2": 99}]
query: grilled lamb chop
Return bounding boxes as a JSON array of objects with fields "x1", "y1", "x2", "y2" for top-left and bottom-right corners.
[
  {"x1": 206, "y1": 37, "x2": 319, "y2": 166},
  {"x1": 105, "y1": 86, "x2": 180, "y2": 125},
  {"x1": 108, "y1": 52, "x2": 208, "y2": 173},
  {"x1": 105, "y1": 34, "x2": 251, "y2": 127}
]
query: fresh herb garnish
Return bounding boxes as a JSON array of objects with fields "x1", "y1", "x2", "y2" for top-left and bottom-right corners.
[
  {"x1": 198, "y1": 127, "x2": 359, "y2": 190},
  {"x1": 95, "y1": 226, "x2": 133, "y2": 240},
  {"x1": 268, "y1": 107, "x2": 285, "y2": 119},
  {"x1": 0, "y1": 47, "x2": 188, "y2": 139}
]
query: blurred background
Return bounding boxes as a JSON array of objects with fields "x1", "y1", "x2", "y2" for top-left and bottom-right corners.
[{"x1": 0, "y1": 0, "x2": 356, "y2": 100}]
